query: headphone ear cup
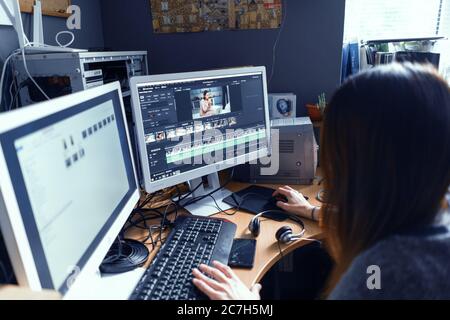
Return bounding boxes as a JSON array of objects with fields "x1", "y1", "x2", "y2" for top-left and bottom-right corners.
[
  {"x1": 249, "y1": 218, "x2": 261, "y2": 237},
  {"x1": 276, "y1": 226, "x2": 293, "y2": 244}
]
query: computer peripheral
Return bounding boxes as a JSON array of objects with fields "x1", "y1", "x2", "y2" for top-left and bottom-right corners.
[
  {"x1": 0, "y1": 82, "x2": 140, "y2": 298},
  {"x1": 223, "y1": 185, "x2": 290, "y2": 221},
  {"x1": 269, "y1": 194, "x2": 309, "y2": 205},
  {"x1": 130, "y1": 216, "x2": 237, "y2": 300},
  {"x1": 248, "y1": 211, "x2": 306, "y2": 244},
  {"x1": 235, "y1": 117, "x2": 318, "y2": 185},
  {"x1": 100, "y1": 239, "x2": 149, "y2": 274},
  {"x1": 130, "y1": 67, "x2": 271, "y2": 217},
  {"x1": 269, "y1": 195, "x2": 289, "y2": 205},
  {"x1": 228, "y1": 239, "x2": 257, "y2": 269},
  {"x1": 11, "y1": 51, "x2": 148, "y2": 107}
]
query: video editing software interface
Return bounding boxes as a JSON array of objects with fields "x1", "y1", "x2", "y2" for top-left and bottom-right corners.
[{"x1": 137, "y1": 73, "x2": 268, "y2": 182}]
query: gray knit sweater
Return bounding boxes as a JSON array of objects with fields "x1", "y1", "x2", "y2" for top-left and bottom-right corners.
[{"x1": 329, "y1": 219, "x2": 450, "y2": 300}]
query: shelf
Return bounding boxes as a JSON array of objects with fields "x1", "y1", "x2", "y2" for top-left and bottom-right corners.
[{"x1": 365, "y1": 36, "x2": 446, "y2": 45}]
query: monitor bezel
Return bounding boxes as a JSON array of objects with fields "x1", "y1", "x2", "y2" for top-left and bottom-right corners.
[
  {"x1": 130, "y1": 66, "x2": 272, "y2": 194},
  {"x1": 0, "y1": 82, "x2": 140, "y2": 297}
]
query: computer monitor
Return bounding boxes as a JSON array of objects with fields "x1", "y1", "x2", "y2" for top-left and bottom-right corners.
[
  {"x1": 0, "y1": 82, "x2": 140, "y2": 298},
  {"x1": 130, "y1": 67, "x2": 271, "y2": 216}
]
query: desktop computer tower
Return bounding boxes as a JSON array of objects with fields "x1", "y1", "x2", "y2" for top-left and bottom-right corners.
[
  {"x1": 235, "y1": 117, "x2": 318, "y2": 185},
  {"x1": 11, "y1": 51, "x2": 148, "y2": 183},
  {"x1": 11, "y1": 51, "x2": 148, "y2": 108}
]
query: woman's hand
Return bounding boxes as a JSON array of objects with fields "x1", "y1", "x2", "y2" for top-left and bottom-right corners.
[
  {"x1": 192, "y1": 261, "x2": 262, "y2": 300},
  {"x1": 273, "y1": 186, "x2": 317, "y2": 220}
]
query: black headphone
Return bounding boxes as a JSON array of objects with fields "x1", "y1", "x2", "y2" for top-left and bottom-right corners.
[{"x1": 248, "y1": 211, "x2": 306, "y2": 244}]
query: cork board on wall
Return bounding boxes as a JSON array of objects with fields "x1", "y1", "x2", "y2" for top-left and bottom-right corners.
[
  {"x1": 150, "y1": 0, "x2": 282, "y2": 34},
  {"x1": 19, "y1": 0, "x2": 71, "y2": 18}
]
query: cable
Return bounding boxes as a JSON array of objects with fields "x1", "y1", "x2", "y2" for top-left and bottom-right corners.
[
  {"x1": 175, "y1": 185, "x2": 182, "y2": 202},
  {"x1": 277, "y1": 240, "x2": 284, "y2": 259},
  {"x1": 8, "y1": 65, "x2": 19, "y2": 111},
  {"x1": 55, "y1": 31, "x2": 75, "y2": 48},
  {"x1": 7, "y1": 81, "x2": 14, "y2": 111},
  {"x1": 301, "y1": 238, "x2": 323, "y2": 245},
  {"x1": 137, "y1": 186, "x2": 181, "y2": 210},
  {"x1": 0, "y1": 50, "x2": 20, "y2": 108},
  {"x1": 269, "y1": 0, "x2": 288, "y2": 84},
  {"x1": 124, "y1": 211, "x2": 162, "y2": 232},
  {"x1": 125, "y1": 196, "x2": 179, "y2": 248},
  {"x1": 137, "y1": 192, "x2": 157, "y2": 209},
  {"x1": 178, "y1": 181, "x2": 203, "y2": 203},
  {"x1": 182, "y1": 168, "x2": 236, "y2": 207},
  {"x1": 210, "y1": 190, "x2": 280, "y2": 217},
  {"x1": 10, "y1": 81, "x2": 24, "y2": 111},
  {"x1": 316, "y1": 189, "x2": 327, "y2": 203},
  {"x1": 159, "y1": 202, "x2": 177, "y2": 243},
  {"x1": 102, "y1": 236, "x2": 125, "y2": 264},
  {"x1": 146, "y1": 226, "x2": 157, "y2": 248}
]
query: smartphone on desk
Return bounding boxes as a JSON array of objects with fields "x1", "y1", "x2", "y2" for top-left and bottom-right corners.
[{"x1": 228, "y1": 239, "x2": 257, "y2": 269}]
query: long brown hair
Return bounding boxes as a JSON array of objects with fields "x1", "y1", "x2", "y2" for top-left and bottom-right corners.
[{"x1": 320, "y1": 63, "x2": 450, "y2": 293}]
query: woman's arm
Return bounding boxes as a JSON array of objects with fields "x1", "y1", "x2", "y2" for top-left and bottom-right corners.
[
  {"x1": 200, "y1": 100, "x2": 206, "y2": 116},
  {"x1": 200, "y1": 100, "x2": 212, "y2": 116},
  {"x1": 273, "y1": 186, "x2": 321, "y2": 221}
]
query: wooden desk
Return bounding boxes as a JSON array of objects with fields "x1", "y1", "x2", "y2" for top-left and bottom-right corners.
[
  {"x1": 0, "y1": 286, "x2": 61, "y2": 300},
  {"x1": 127, "y1": 179, "x2": 325, "y2": 288},
  {"x1": 2, "y1": 179, "x2": 325, "y2": 298}
]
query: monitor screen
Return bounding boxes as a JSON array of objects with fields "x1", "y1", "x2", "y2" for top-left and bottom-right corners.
[
  {"x1": 135, "y1": 71, "x2": 268, "y2": 185},
  {"x1": 0, "y1": 90, "x2": 137, "y2": 294}
]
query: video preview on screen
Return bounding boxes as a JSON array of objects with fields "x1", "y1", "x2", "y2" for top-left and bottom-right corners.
[{"x1": 190, "y1": 86, "x2": 231, "y2": 119}]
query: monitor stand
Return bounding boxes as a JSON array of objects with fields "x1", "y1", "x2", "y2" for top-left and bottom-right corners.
[{"x1": 178, "y1": 172, "x2": 234, "y2": 217}]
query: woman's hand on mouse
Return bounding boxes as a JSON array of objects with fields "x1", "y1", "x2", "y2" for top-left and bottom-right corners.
[{"x1": 273, "y1": 186, "x2": 317, "y2": 220}]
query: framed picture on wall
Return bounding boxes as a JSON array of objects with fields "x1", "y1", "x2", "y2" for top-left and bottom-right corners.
[
  {"x1": 150, "y1": 0, "x2": 283, "y2": 34},
  {"x1": 19, "y1": 0, "x2": 71, "y2": 18}
]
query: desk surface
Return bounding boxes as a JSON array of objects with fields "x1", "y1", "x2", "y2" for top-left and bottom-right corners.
[
  {"x1": 127, "y1": 179, "x2": 325, "y2": 288},
  {"x1": 1, "y1": 179, "x2": 325, "y2": 299},
  {"x1": 0, "y1": 286, "x2": 61, "y2": 300}
]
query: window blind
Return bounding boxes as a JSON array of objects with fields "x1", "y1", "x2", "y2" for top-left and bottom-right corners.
[
  {"x1": 344, "y1": 0, "x2": 447, "y2": 41},
  {"x1": 344, "y1": 0, "x2": 450, "y2": 82}
]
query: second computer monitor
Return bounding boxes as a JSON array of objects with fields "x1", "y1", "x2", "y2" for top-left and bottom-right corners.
[
  {"x1": 0, "y1": 82, "x2": 140, "y2": 298},
  {"x1": 130, "y1": 67, "x2": 271, "y2": 195}
]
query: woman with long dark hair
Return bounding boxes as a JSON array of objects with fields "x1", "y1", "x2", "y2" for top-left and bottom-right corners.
[{"x1": 192, "y1": 63, "x2": 450, "y2": 299}]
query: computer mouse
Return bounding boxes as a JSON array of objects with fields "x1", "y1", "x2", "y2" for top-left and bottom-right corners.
[
  {"x1": 269, "y1": 194, "x2": 309, "y2": 205},
  {"x1": 269, "y1": 195, "x2": 289, "y2": 205}
]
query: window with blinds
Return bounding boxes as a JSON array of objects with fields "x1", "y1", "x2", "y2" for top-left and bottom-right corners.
[
  {"x1": 440, "y1": 0, "x2": 450, "y2": 36},
  {"x1": 344, "y1": 0, "x2": 450, "y2": 82},
  {"x1": 344, "y1": 0, "x2": 448, "y2": 41}
]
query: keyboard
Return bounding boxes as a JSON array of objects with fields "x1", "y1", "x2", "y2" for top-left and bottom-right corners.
[{"x1": 130, "y1": 216, "x2": 237, "y2": 300}]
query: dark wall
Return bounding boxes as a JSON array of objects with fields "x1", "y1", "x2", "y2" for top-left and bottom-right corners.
[
  {"x1": 0, "y1": 0, "x2": 104, "y2": 60},
  {"x1": 101, "y1": 0, "x2": 345, "y2": 115}
]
